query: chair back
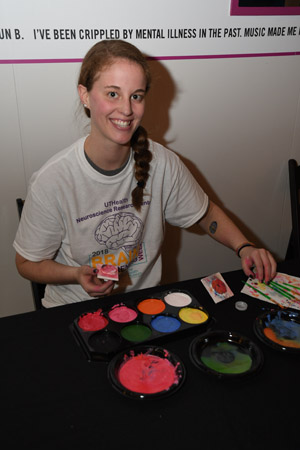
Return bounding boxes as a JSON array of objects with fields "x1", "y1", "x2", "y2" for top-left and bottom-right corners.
[
  {"x1": 16, "y1": 198, "x2": 46, "y2": 310},
  {"x1": 285, "y1": 160, "x2": 300, "y2": 260}
]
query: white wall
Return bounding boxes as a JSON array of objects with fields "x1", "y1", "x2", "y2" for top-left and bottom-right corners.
[
  {"x1": 146, "y1": 55, "x2": 300, "y2": 283},
  {"x1": 1, "y1": 1, "x2": 300, "y2": 317}
]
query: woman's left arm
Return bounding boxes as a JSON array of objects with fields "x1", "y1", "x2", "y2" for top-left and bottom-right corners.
[{"x1": 197, "y1": 200, "x2": 277, "y2": 283}]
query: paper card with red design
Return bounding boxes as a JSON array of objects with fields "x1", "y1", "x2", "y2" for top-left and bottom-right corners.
[
  {"x1": 201, "y1": 272, "x2": 234, "y2": 303},
  {"x1": 96, "y1": 264, "x2": 119, "y2": 281}
]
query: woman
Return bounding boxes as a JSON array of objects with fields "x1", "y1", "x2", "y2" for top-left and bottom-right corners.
[{"x1": 14, "y1": 40, "x2": 276, "y2": 307}]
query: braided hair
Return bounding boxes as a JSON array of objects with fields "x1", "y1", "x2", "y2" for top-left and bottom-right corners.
[{"x1": 78, "y1": 40, "x2": 152, "y2": 211}]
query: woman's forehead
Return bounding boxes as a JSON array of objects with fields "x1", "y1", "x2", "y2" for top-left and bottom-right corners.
[{"x1": 93, "y1": 59, "x2": 147, "y2": 85}]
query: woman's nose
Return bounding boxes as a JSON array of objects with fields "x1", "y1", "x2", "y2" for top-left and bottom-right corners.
[{"x1": 119, "y1": 98, "x2": 133, "y2": 116}]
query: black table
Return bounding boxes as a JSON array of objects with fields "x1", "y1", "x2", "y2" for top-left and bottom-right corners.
[{"x1": 1, "y1": 259, "x2": 299, "y2": 450}]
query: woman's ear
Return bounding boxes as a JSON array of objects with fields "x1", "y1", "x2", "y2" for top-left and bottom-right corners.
[{"x1": 78, "y1": 84, "x2": 89, "y2": 108}]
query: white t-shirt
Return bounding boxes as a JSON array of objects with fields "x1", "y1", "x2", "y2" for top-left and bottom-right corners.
[{"x1": 13, "y1": 137, "x2": 208, "y2": 307}]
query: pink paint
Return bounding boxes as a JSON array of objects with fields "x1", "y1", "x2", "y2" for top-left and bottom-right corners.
[
  {"x1": 78, "y1": 309, "x2": 108, "y2": 332},
  {"x1": 118, "y1": 353, "x2": 179, "y2": 394},
  {"x1": 108, "y1": 304, "x2": 137, "y2": 323}
]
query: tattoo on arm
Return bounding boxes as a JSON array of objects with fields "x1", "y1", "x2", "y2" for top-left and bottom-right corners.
[{"x1": 209, "y1": 221, "x2": 217, "y2": 235}]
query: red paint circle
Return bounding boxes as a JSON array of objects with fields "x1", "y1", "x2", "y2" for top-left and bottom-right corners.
[
  {"x1": 212, "y1": 278, "x2": 227, "y2": 294},
  {"x1": 78, "y1": 310, "x2": 108, "y2": 331},
  {"x1": 118, "y1": 353, "x2": 178, "y2": 394}
]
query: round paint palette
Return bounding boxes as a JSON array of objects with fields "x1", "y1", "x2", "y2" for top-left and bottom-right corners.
[
  {"x1": 108, "y1": 346, "x2": 185, "y2": 399},
  {"x1": 189, "y1": 330, "x2": 264, "y2": 379},
  {"x1": 254, "y1": 309, "x2": 300, "y2": 353}
]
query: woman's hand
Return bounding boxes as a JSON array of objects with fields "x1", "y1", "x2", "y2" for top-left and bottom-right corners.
[
  {"x1": 239, "y1": 246, "x2": 277, "y2": 283},
  {"x1": 77, "y1": 265, "x2": 115, "y2": 297},
  {"x1": 15, "y1": 253, "x2": 116, "y2": 298}
]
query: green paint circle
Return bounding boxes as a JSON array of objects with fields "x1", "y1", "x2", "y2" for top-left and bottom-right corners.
[
  {"x1": 200, "y1": 342, "x2": 252, "y2": 374},
  {"x1": 121, "y1": 324, "x2": 152, "y2": 342}
]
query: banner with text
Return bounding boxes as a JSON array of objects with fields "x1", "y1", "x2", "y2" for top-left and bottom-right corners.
[{"x1": 1, "y1": 0, "x2": 300, "y2": 62}]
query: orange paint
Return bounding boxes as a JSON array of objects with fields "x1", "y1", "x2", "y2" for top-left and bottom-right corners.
[
  {"x1": 137, "y1": 298, "x2": 166, "y2": 315},
  {"x1": 264, "y1": 327, "x2": 300, "y2": 349}
]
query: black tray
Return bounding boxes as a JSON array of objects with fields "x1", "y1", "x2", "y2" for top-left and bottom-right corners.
[{"x1": 71, "y1": 289, "x2": 212, "y2": 361}]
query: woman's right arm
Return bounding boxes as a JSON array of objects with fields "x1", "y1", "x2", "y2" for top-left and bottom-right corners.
[{"x1": 15, "y1": 252, "x2": 114, "y2": 297}]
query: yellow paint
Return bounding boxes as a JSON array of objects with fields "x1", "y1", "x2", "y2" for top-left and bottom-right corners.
[{"x1": 179, "y1": 307, "x2": 208, "y2": 324}]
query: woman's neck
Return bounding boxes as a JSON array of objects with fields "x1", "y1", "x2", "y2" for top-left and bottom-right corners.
[{"x1": 84, "y1": 135, "x2": 131, "y2": 171}]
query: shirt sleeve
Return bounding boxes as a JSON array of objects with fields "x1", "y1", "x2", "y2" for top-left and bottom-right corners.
[{"x1": 13, "y1": 181, "x2": 65, "y2": 262}]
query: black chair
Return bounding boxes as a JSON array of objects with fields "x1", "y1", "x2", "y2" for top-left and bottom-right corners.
[
  {"x1": 16, "y1": 198, "x2": 46, "y2": 310},
  {"x1": 285, "y1": 159, "x2": 300, "y2": 261}
]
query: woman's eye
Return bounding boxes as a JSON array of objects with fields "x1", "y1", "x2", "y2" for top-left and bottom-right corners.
[
  {"x1": 108, "y1": 92, "x2": 118, "y2": 98},
  {"x1": 131, "y1": 94, "x2": 143, "y2": 101}
]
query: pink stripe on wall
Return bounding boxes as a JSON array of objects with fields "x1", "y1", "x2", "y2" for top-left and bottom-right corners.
[
  {"x1": 0, "y1": 58, "x2": 83, "y2": 64},
  {"x1": 1, "y1": 52, "x2": 300, "y2": 64},
  {"x1": 148, "y1": 52, "x2": 300, "y2": 60}
]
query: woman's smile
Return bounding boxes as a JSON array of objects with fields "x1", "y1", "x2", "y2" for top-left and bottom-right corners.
[{"x1": 110, "y1": 118, "x2": 132, "y2": 129}]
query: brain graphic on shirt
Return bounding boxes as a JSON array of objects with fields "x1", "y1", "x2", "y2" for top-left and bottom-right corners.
[{"x1": 94, "y1": 212, "x2": 143, "y2": 252}]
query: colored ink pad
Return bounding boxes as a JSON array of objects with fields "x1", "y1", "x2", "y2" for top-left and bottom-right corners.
[
  {"x1": 108, "y1": 304, "x2": 137, "y2": 323},
  {"x1": 121, "y1": 323, "x2": 152, "y2": 342},
  {"x1": 137, "y1": 298, "x2": 166, "y2": 315},
  {"x1": 78, "y1": 310, "x2": 108, "y2": 332},
  {"x1": 190, "y1": 330, "x2": 263, "y2": 379},
  {"x1": 151, "y1": 315, "x2": 181, "y2": 333},
  {"x1": 178, "y1": 307, "x2": 209, "y2": 324},
  {"x1": 254, "y1": 309, "x2": 300, "y2": 353},
  {"x1": 108, "y1": 346, "x2": 185, "y2": 399},
  {"x1": 164, "y1": 291, "x2": 192, "y2": 307}
]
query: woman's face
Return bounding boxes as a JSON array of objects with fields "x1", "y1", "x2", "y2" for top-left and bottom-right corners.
[{"x1": 78, "y1": 58, "x2": 147, "y2": 149}]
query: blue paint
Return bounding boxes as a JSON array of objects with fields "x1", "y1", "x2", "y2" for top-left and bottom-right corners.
[
  {"x1": 151, "y1": 315, "x2": 181, "y2": 333},
  {"x1": 266, "y1": 313, "x2": 300, "y2": 341}
]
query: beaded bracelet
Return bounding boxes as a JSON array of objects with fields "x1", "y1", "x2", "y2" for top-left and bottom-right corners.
[{"x1": 235, "y1": 242, "x2": 255, "y2": 258}]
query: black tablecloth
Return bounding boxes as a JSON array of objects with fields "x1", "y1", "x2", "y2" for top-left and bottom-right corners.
[{"x1": 1, "y1": 259, "x2": 299, "y2": 450}]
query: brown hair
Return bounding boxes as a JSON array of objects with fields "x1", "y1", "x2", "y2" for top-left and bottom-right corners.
[{"x1": 78, "y1": 40, "x2": 152, "y2": 211}]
